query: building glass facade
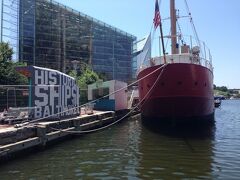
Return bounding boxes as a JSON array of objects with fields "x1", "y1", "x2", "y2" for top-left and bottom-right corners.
[
  {"x1": 0, "y1": 0, "x2": 19, "y2": 61},
  {"x1": 1, "y1": 0, "x2": 136, "y2": 82},
  {"x1": 1, "y1": 0, "x2": 136, "y2": 81}
]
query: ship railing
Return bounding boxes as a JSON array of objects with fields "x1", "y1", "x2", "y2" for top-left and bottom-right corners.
[
  {"x1": 160, "y1": 35, "x2": 213, "y2": 68},
  {"x1": 136, "y1": 36, "x2": 213, "y2": 74},
  {"x1": 199, "y1": 57, "x2": 213, "y2": 72},
  {"x1": 138, "y1": 53, "x2": 213, "y2": 73}
]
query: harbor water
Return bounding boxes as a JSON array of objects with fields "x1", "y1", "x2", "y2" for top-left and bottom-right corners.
[{"x1": 0, "y1": 100, "x2": 240, "y2": 179}]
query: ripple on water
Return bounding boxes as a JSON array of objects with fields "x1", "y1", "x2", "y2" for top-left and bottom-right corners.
[{"x1": 0, "y1": 100, "x2": 239, "y2": 179}]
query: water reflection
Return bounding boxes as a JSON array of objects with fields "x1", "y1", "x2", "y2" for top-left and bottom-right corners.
[
  {"x1": 142, "y1": 117, "x2": 216, "y2": 139},
  {"x1": 0, "y1": 120, "x2": 143, "y2": 179},
  {"x1": 211, "y1": 100, "x2": 240, "y2": 179},
  {"x1": 1, "y1": 101, "x2": 240, "y2": 179},
  {"x1": 138, "y1": 117, "x2": 216, "y2": 179}
]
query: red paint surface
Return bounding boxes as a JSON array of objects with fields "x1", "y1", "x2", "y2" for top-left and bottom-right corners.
[{"x1": 137, "y1": 63, "x2": 214, "y2": 119}]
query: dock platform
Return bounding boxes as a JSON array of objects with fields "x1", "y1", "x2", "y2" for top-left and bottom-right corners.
[{"x1": 0, "y1": 110, "x2": 139, "y2": 161}]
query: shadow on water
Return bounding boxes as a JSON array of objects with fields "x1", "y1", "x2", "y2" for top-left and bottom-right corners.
[
  {"x1": 141, "y1": 116, "x2": 216, "y2": 140},
  {"x1": 138, "y1": 116, "x2": 216, "y2": 179}
]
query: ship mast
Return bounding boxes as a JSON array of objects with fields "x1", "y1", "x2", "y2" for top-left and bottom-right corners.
[{"x1": 170, "y1": 0, "x2": 177, "y2": 54}]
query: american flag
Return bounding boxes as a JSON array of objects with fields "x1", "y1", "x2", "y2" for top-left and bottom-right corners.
[{"x1": 153, "y1": 0, "x2": 161, "y2": 29}]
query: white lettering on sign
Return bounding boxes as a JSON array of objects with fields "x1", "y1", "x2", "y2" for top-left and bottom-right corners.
[{"x1": 32, "y1": 68, "x2": 79, "y2": 119}]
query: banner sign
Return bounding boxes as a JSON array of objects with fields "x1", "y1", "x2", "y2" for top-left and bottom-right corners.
[{"x1": 16, "y1": 66, "x2": 80, "y2": 119}]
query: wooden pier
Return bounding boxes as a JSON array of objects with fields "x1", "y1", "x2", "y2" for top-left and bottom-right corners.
[{"x1": 0, "y1": 110, "x2": 139, "y2": 161}]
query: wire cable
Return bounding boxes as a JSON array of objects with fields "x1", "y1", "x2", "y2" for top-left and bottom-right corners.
[
  {"x1": 48, "y1": 64, "x2": 168, "y2": 134},
  {"x1": 15, "y1": 63, "x2": 169, "y2": 128}
]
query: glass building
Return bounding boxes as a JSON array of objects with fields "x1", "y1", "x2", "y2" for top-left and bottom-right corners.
[
  {"x1": 0, "y1": 0, "x2": 19, "y2": 60},
  {"x1": 0, "y1": 0, "x2": 137, "y2": 82}
]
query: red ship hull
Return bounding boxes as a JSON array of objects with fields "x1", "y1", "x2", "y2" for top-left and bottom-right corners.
[{"x1": 137, "y1": 63, "x2": 214, "y2": 123}]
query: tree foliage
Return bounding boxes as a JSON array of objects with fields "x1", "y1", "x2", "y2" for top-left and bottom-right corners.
[
  {"x1": 68, "y1": 65, "x2": 100, "y2": 89},
  {"x1": 214, "y1": 84, "x2": 240, "y2": 98},
  {"x1": 216, "y1": 86, "x2": 228, "y2": 92},
  {"x1": 213, "y1": 84, "x2": 217, "y2": 89},
  {"x1": 0, "y1": 42, "x2": 13, "y2": 62},
  {"x1": 68, "y1": 66, "x2": 100, "y2": 104},
  {"x1": 0, "y1": 42, "x2": 28, "y2": 85},
  {"x1": 77, "y1": 67, "x2": 99, "y2": 89}
]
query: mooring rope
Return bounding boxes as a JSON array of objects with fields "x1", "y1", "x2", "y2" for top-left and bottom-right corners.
[
  {"x1": 48, "y1": 64, "x2": 168, "y2": 134},
  {"x1": 15, "y1": 63, "x2": 168, "y2": 129}
]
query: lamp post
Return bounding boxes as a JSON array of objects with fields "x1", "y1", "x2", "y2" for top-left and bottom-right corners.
[
  {"x1": 67, "y1": 35, "x2": 93, "y2": 73},
  {"x1": 71, "y1": 60, "x2": 79, "y2": 71}
]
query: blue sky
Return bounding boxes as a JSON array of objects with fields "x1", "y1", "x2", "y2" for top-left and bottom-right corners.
[{"x1": 57, "y1": 0, "x2": 240, "y2": 89}]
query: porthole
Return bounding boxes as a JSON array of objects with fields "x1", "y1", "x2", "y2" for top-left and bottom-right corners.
[{"x1": 178, "y1": 81, "x2": 182, "y2": 85}]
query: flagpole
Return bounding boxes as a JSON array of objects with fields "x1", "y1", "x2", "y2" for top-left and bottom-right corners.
[
  {"x1": 154, "y1": 0, "x2": 166, "y2": 64},
  {"x1": 159, "y1": 21, "x2": 167, "y2": 64},
  {"x1": 159, "y1": 36, "x2": 161, "y2": 57}
]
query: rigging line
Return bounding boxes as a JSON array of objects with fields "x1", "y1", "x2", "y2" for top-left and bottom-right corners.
[
  {"x1": 17, "y1": 63, "x2": 169, "y2": 128},
  {"x1": 15, "y1": 0, "x2": 167, "y2": 127},
  {"x1": 138, "y1": 64, "x2": 167, "y2": 109},
  {"x1": 177, "y1": 21, "x2": 185, "y2": 44},
  {"x1": 158, "y1": 29, "x2": 171, "y2": 57},
  {"x1": 141, "y1": 0, "x2": 163, "y2": 66},
  {"x1": 184, "y1": 0, "x2": 203, "y2": 54},
  {"x1": 140, "y1": 0, "x2": 162, "y2": 66},
  {"x1": 49, "y1": 64, "x2": 168, "y2": 134},
  {"x1": 25, "y1": 64, "x2": 166, "y2": 126}
]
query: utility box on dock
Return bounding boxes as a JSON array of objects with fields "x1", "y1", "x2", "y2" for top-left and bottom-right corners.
[{"x1": 88, "y1": 80, "x2": 128, "y2": 111}]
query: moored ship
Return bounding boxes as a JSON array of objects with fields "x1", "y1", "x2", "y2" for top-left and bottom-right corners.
[{"x1": 137, "y1": 0, "x2": 214, "y2": 124}]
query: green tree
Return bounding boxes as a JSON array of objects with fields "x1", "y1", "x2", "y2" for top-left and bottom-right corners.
[
  {"x1": 0, "y1": 42, "x2": 27, "y2": 85},
  {"x1": 69, "y1": 66, "x2": 100, "y2": 104},
  {"x1": 68, "y1": 64, "x2": 99, "y2": 87},
  {"x1": 216, "y1": 86, "x2": 228, "y2": 92},
  {"x1": 0, "y1": 42, "x2": 13, "y2": 62},
  {"x1": 77, "y1": 67, "x2": 99, "y2": 89},
  {"x1": 68, "y1": 70, "x2": 78, "y2": 79},
  {"x1": 213, "y1": 84, "x2": 216, "y2": 89},
  {"x1": 97, "y1": 72, "x2": 108, "y2": 81}
]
